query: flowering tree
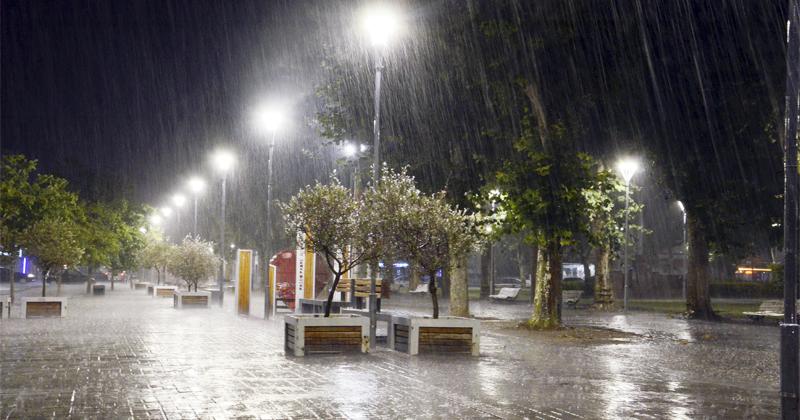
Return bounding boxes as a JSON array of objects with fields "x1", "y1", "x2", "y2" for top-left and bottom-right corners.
[
  {"x1": 367, "y1": 168, "x2": 480, "y2": 319},
  {"x1": 168, "y1": 236, "x2": 217, "y2": 292},
  {"x1": 282, "y1": 178, "x2": 378, "y2": 317},
  {"x1": 139, "y1": 230, "x2": 174, "y2": 285}
]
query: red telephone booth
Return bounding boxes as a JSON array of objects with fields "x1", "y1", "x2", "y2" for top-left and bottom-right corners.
[{"x1": 270, "y1": 250, "x2": 331, "y2": 310}]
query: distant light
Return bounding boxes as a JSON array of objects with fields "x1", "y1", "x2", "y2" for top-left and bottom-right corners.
[
  {"x1": 22, "y1": 257, "x2": 27, "y2": 274},
  {"x1": 361, "y1": 4, "x2": 401, "y2": 47},
  {"x1": 359, "y1": 144, "x2": 369, "y2": 153},
  {"x1": 616, "y1": 158, "x2": 641, "y2": 184},
  {"x1": 393, "y1": 262, "x2": 409, "y2": 268},
  {"x1": 160, "y1": 206, "x2": 173, "y2": 217},
  {"x1": 211, "y1": 149, "x2": 236, "y2": 173},
  {"x1": 772, "y1": 222, "x2": 781, "y2": 228},
  {"x1": 230, "y1": 243, "x2": 236, "y2": 249},
  {"x1": 27, "y1": 273, "x2": 34, "y2": 278},
  {"x1": 187, "y1": 177, "x2": 205, "y2": 194},
  {"x1": 736, "y1": 267, "x2": 772, "y2": 273},
  {"x1": 138, "y1": 226, "x2": 147, "y2": 234},
  {"x1": 343, "y1": 142, "x2": 358, "y2": 157},
  {"x1": 172, "y1": 194, "x2": 187, "y2": 208},
  {"x1": 253, "y1": 104, "x2": 284, "y2": 134},
  {"x1": 149, "y1": 214, "x2": 163, "y2": 226},
  {"x1": 676, "y1": 200, "x2": 685, "y2": 213}
]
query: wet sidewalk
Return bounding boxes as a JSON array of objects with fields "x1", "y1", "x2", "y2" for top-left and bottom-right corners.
[{"x1": 0, "y1": 284, "x2": 780, "y2": 418}]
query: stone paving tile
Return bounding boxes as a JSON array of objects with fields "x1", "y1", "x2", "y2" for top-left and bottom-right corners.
[{"x1": 0, "y1": 283, "x2": 782, "y2": 418}]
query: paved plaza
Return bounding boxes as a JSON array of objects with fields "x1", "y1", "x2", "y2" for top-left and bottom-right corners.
[{"x1": 0, "y1": 283, "x2": 782, "y2": 418}]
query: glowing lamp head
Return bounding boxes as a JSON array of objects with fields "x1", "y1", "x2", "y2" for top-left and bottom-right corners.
[
  {"x1": 187, "y1": 177, "x2": 205, "y2": 194},
  {"x1": 171, "y1": 194, "x2": 187, "y2": 208},
  {"x1": 211, "y1": 149, "x2": 236, "y2": 174},
  {"x1": 253, "y1": 104, "x2": 284, "y2": 134},
  {"x1": 160, "y1": 206, "x2": 173, "y2": 217},
  {"x1": 149, "y1": 214, "x2": 163, "y2": 226},
  {"x1": 362, "y1": 4, "x2": 401, "y2": 47},
  {"x1": 616, "y1": 158, "x2": 641, "y2": 184},
  {"x1": 676, "y1": 200, "x2": 685, "y2": 213},
  {"x1": 343, "y1": 142, "x2": 358, "y2": 157}
]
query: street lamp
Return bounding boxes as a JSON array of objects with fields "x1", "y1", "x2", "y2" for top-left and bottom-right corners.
[
  {"x1": 361, "y1": 4, "x2": 401, "y2": 348},
  {"x1": 148, "y1": 213, "x2": 162, "y2": 227},
  {"x1": 616, "y1": 157, "x2": 640, "y2": 312},
  {"x1": 253, "y1": 103, "x2": 285, "y2": 318},
  {"x1": 171, "y1": 193, "x2": 186, "y2": 236},
  {"x1": 211, "y1": 149, "x2": 236, "y2": 306},
  {"x1": 677, "y1": 200, "x2": 687, "y2": 300},
  {"x1": 187, "y1": 176, "x2": 205, "y2": 236}
]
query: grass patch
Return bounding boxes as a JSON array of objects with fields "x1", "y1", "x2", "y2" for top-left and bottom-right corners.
[{"x1": 628, "y1": 299, "x2": 760, "y2": 319}]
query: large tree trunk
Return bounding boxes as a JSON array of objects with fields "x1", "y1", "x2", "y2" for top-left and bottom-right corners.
[
  {"x1": 9, "y1": 270, "x2": 15, "y2": 304},
  {"x1": 383, "y1": 258, "x2": 394, "y2": 299},
  {"x1": 529, "y1": 241, "x2": 562, "y2": 329},
  {"x1": 480, "y1": 246, "x2": 491, "y2": 298},
  {"x1": 686, "y1": 213, "x2": 716, "y2": 319},
  {"x1": 42, "y1": 269, "x2": 50, "y2": 297},
  {"x1": 324, "y1": 272, "x2": 342, "y2": 317},
  {"x1": 441, "y1": 264, "x2": 450, "y2": 298},
  {"x1": 86, "y1": 265, "x2": 94, "y2": 294},
  {"x1": 593, "y1": 244, "x2": 614, "y2": 309},
  {"x1": 429, "y1": 270, "x2": 439, "y2": 319},
  {"x1": 110, "y1": 272, "x2": 115, "y2": 291},
  {"x1": 529, "y1": 243, "x2": 538, "y2": 304},
  {"x1": 409, "y1": 263, "x2": 421, "y2": 290},
  {"x1": 449, "y1": 253, "x2": 470, "y2": 317},
  {"x1": 57, "y1": 270, "x2": 63, "y2": 296},
  {"x1": 517, "y1": 241, "x2": 527, "y2": 292}
]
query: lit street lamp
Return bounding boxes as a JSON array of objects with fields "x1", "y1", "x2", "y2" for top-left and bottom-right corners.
[
  {"x1": 253, "y1": 103, "x2": 285, "y2": 319},
  {"x1": 187, "y1": 176, "x2": 205, "y2": 236},
  {"x1": 616, "y1": 157, "x2": 640, "y2": 313},
  {"x1": 361, "y1": 3, "x2": 401, "y2": 348},
  {"x1": 677, "y1": 200, "x2": 687, "y2": 300},
  {"x1": 212, "y1": 149, "x2": 236, "y2": 306}
]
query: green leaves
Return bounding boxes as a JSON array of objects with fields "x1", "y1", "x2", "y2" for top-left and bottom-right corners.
[{"x1": 168, "y1": 236, "x2": 217, "y2": 290}]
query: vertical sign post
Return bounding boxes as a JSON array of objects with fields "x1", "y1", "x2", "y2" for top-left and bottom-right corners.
[
  {"x1": 295, "y1": 232, "x2": 305, "y2": 313},
  {"x1": 236, "y1": 249, "x2": 253, "y2": 316},
  {"x1": 269, "y1": 264, "x2": 277, "y2": 319}
]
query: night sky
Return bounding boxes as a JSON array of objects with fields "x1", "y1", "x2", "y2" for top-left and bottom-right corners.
[{"x1": 2, "y1": 0, "x2": 319, "y2": 203}]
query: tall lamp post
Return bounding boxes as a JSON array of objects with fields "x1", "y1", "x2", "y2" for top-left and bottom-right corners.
[
  {"x1": 254, "y1": 104, "x2": 284, "y2": 319},
  {"x1": 677, "y1": 200, "x2": 687, "y2": 300},
  {"x1": 362, "y1": 4, "x2": 400, "y2": 349},
  {"x1": 616, "y1": 158, "x2": 640, "y2": 313},
  {"x1": 212, "y1": 149, "x2": 236, "y2": 306},
  {"x1": 171, "y1": 193, "x2": 187, "y2": 238},
  {"x1": 187, "y1": 176, "x2": 205, "y2": 236},
  {"x1": 781, "y1": 0, "x2": 800, "y2": 417}
]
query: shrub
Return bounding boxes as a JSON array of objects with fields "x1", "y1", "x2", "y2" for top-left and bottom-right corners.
[{"x1": 710, "y1": 281, "x2": 781, "y2": 299}]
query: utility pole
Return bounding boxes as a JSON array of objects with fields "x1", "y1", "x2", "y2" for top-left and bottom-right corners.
[{"x1": 781, "y1": 1, "x2": 800, "y2": 418}]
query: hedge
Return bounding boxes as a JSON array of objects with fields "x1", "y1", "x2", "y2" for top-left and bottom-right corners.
[{"x1": 710, "y1": 281, "x2": 782, "y2": 299}]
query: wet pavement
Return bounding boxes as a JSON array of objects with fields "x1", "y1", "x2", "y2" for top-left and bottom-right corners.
[{"x1": 0, "y1": 283, "x2": 780, "y2": 418}]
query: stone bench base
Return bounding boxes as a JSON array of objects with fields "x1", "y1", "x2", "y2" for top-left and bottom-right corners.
[
  {"x1": 285, "y1": 314, "x2": 369, "y2": 356},
  {"x1": 174, "y1": 291, "x2": 211, "y2": 309},
  {"x1": 22, "y1": 297, "x2": 67, "y2": 318},
  {"x1": 392, "y1": 316, "x2": 479, "y2": 356}
]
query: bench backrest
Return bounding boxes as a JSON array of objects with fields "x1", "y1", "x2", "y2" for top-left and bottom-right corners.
[
  {"x1": 498, "y1": 287, "x2": 520, "y2": 298},
  {"x1": 759, "y1": 300, "x2": 783, "y2": 313},
  {"x1": 412, "y1": 284, "x2": 428, "y2": 293}
]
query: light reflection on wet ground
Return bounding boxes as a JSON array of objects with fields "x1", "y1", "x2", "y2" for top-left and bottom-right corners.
[{"x1": 0, "y1": 284, "x2": 780, "y2": 418}]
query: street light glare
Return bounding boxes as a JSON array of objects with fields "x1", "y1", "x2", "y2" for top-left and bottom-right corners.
[
  {"x1": 676, "y1": 200, "x2": 685, "y2": 213},
  {"x1": 172, "y1": 193, "x2": 187, "y2": 208},
  {"x1": 187, "y1": 176, "x2": 205, "y2": 194},
  {"x1": 362, "y1": 4, "x2": 401, "y2": 47},
  {"x1": 160, "y1": 206, "x2": 173, "y2": 217},
  {"x1": 253, "y1": 104, "x2": 284, "y2": 133},
  {"x1": 343, "y1": 142, "x2": 358, "y2": 157},
  {"x1": 211, "y1": 149, "x2": 236, "y2": 173},
  {"x1": 616, "y1": 158, "x2": 641, "y2": 184},
  {"x1": 149, "y1": 214, "x2": 163, "y2": 226}
]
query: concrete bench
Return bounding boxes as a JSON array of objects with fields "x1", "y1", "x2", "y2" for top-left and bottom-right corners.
[
  {"x1": 743, "y1": 300, "x2": 788, "y2": 322},
  {"x1": 409, "y1": 284, "x2": 428, "y2": 294},
  {"x1": 489, "y1": 287, "x2": 521, "y2": 302},
  {"x1": 92, "y1": 284, "x2": 105, "y2": 295},
  {"x1": 563, "y1": 290, "x2": 582, "y2": 308}
]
